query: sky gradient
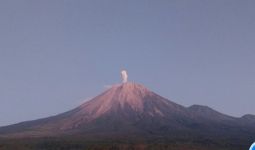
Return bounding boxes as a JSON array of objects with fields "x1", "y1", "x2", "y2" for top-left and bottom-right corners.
[{"x1": 0, "y1": 0, "x2": 255, "y2": 126}]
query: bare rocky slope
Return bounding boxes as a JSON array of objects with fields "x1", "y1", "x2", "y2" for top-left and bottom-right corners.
[{"x1": 0, "y1": 82, "x2": 254, "y2": 142}]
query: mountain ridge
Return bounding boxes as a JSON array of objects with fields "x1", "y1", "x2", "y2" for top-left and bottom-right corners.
[{"x1": 0, "y1": 82, "x2": 254, "y2": 140}]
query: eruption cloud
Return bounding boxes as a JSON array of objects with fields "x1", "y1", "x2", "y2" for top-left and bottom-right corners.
[{"x1": 121, "y1": 70, "x2": 128, "y2": 83}]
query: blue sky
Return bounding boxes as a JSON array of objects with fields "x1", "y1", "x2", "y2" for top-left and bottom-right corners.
[{"x1": 0, "y1": 0, "x2": 255, "y2": 126}]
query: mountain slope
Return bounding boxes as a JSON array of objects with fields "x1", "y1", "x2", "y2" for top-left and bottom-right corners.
[{"x1": 0, "y1": 82, "x2": 255, "y2": 140}]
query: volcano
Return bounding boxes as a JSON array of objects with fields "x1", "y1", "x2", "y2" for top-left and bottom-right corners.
[{"x1": 0, "y1": 82, "x2": 255, "y2": 146}]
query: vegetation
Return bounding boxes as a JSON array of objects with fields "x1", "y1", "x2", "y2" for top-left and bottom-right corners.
[{"x1": 0, "y1": 137, "x2": 251, "y2": 150}]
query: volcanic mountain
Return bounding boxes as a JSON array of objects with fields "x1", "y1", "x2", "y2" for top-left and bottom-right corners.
[{"x1": 0, "y1": 82, "x2": 255, "y2": 142}]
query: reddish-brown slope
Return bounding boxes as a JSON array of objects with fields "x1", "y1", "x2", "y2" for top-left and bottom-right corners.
[{"x1": 0, "y1": 82, "x2": 255, "y2": 140}]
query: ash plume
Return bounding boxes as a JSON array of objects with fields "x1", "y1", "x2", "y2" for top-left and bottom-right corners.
[{"x1": 121, "y1": 70, "x2": 128, "y2": 83}]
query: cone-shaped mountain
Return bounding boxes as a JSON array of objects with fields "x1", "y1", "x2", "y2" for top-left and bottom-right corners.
[{"x1": 0, "y1": 82, "x2": 255, "y2": 140}]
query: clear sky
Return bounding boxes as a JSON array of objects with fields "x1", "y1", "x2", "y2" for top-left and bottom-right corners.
[{"x1": 0, "y1": 0, "x2": 254, "y2": 126}]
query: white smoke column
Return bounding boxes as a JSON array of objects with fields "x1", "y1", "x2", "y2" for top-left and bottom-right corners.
[{"x1": 121, "y1": 70, "x2": 128, "y2": 83}]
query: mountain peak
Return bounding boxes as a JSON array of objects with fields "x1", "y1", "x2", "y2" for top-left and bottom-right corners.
[
  {"x1": 99, "y1": 82, "x2": 152, "y2": 112},
  {"x1": 74, "y1": 82, "x2": 154, "y2": 122},
  {"x1": 113, "y1": 82, "x2": 152, "y2": 98},
  {"x1": 1, "y1": 81, "x2": 255, "y2": 140}
]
